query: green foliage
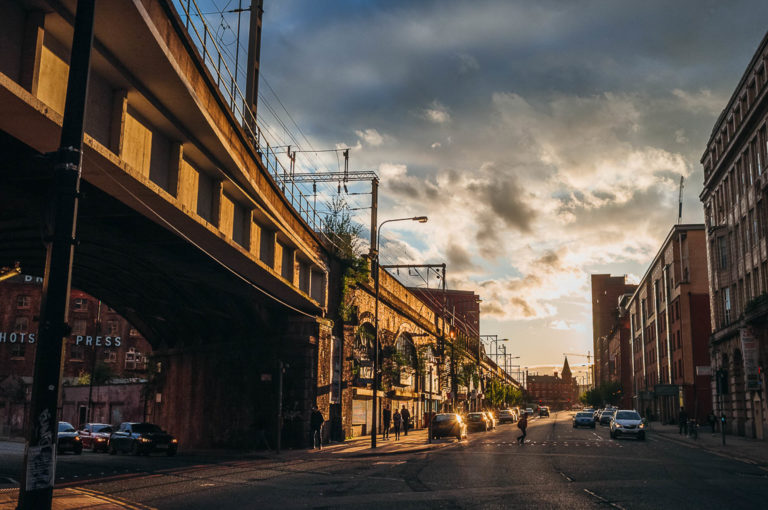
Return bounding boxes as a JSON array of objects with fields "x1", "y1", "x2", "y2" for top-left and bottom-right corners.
[
  {"x1": 457, "y1": 363, "x2": 477, "y2": 388},
  {"x1": 322, "y1": 197, "x2": 364, "y2": 261},
  {"x1": 580, "y1": 381, "x2": 623, "y2": 408},
  {"x1": 484, "y1": 379, "x2": 523, "y2": 408}
]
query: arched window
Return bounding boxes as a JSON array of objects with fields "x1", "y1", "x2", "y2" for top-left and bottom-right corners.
[
  {"x1": 395, "y1": 334, "x2": 416, "y2": 369},
  {"x1": 354, "y1": 324, "x2": 375, "y2": 361}
]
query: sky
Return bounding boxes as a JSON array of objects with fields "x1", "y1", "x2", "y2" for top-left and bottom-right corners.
[{"x1": 195, "y1": 0, "x2": 768, "y2": 374}]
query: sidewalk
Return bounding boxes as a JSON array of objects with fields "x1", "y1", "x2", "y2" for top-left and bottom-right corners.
[
  {"x1": 300, "y1": 427, "x2": 460, "y2": 458},
  {"x1": 649, "y1": 422, "x2": 768, "y2": 467},
  {"x1": 0, "y1": 487, "x2": 154, "y2": 510}
]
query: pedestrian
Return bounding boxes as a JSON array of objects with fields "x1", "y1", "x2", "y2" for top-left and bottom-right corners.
[
  {"x1": 707, "y1": 410, "x2": 716, "y2": 434},
  {"x1": 382, "y1": 404, "x2": 391, "y2": 440},
  {"x1": 678, "y1": 406, "x2": 688, "y2": 435},
  {"x1": 393, "y1": 409, "x2": 402, "y2": 440},
  {"x1": 401, "y1": 406, "x2": 411, "y2": 436},
  {"x1": 517, "y1": 412, "x2": 528, "y2": 444},
  {"x1": 310, "y1": 405, "x2": 324, "y2": 450}
]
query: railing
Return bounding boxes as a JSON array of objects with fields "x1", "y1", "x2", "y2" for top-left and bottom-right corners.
[{"x1": 170, "y1": 0, "x2": 321, "y2": 232}]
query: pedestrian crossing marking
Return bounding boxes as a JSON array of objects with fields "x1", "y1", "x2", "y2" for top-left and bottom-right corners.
[{"x1": 479, "y1": 440, "x2": 623, "y2": 448}]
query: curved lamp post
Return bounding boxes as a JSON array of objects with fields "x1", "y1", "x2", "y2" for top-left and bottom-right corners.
[{"x1": 371, "y1": 216, "x2": 428, "y2": 448}]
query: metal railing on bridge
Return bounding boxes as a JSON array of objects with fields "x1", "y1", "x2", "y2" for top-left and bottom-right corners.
[{"x1": 171, "y1": 0, "x2": 321, "y2": 231}]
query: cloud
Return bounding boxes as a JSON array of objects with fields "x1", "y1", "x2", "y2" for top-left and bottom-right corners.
[
  {"x1": 672, "y1": 88, "x2": 727, "y2": 115},
  {"x1": 456, "y1": 52, "x2": 479, "y2": 74},
  {"x1": 422, "y1": 100, "x2": 451, "y2": 124},
  {"x1": 355, "y1": 128, "x2": 385, "y2": 146}
]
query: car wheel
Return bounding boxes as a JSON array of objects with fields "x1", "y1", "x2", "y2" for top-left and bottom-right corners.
[
  {"x1": 109, "y1": 443, "x2": 117, "y2": 455},
  {"x1": 639, "y1": 432, "x2": 646, "y2": 441},
  {"x1": 456, "y1": 433, "x2": 461, "y2": 441},
  {"x1": 166, "y1": 448, "x2": 177, "y2": 457},
  {"x1": 130, "y1": 441, "x2": 139, "y2": 456}
]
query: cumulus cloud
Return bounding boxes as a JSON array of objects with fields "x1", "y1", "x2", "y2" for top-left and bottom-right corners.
[
  {"x1": 355, "y1": 128, "x2": 385, "y2": 146},
  {"x1": 422, "y1": 100, "x2": 451, "y2": 124}
]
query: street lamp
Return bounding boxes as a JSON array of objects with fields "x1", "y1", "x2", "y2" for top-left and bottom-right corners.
[{"x1": 371, "y1": 215, "x2": 428, "y2": 449}]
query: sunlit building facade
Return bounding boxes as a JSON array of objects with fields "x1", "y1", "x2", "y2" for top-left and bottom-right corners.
[
  {"x1": 626, "y1": 225, "x2": 711, "y2": 424},
  {"x1": 701, "y1": 31, "x2": 768, "y2": 439}
]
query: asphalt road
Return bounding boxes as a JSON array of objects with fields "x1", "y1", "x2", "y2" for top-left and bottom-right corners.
[{"x1": 2, "y1": 412, "x2": 768, "y2": 509}]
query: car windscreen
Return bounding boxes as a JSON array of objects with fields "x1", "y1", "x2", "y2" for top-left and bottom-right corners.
[
  {"x1": 467, "y1": 414, "x2": 483, "y2": 419},
  {"x1": 615, "y1": 411, "x2": 641, "y2": 420},
  {"x1": 576, "y1": 413, "x2": 592, "y2": 418},
  {"x1": 93, "y1": 425, "x2": 112, "y2": 433},
  {"x1": 433, "y1": 414, "x2": 455, "y2": 422},
  {"x1": 58, "y1": 422, "x2": 76, "y2": 433},
  {"x1": 132, "y1": 424, "x2": 163, "y2": 434}
]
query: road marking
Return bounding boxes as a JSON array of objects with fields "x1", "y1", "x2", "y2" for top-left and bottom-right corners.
[
  {"x1": 584, "y1": 488, "x2": 626, "y2": 510},
  {"x1": 559, "y1": 471, "x2": 573, "y2": 482},
  {"x1": 374, "y1": 461, "x2": 406, "y2": 465}
]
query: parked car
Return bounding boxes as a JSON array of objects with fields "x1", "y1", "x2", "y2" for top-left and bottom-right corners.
[
  {"x1": 600, "y1": 408, "x2": 617, "y2": 426},
  {"x1": 610, "y1": 410, "x2": 646, "y2": 440},
  {"x1": 466, "y1": 412, "x2": 491, "y2": 432},
  {"x1": 484, "y1": 411, "x2": 497, "y2": 429},
  {"x1": 573, "y1": 411, "x2": 596, "y2": 428},
  {"x1": 525, "y1": 408, "x2": 534, "y2": 416},
  {"x1": 539, "y1": 406, "x2": 550, "y2": 417},
  {"x1": 109, "y1": 422, "x2": 178, "y2": 456},
  {"x1": 431, "y1": 413, "x2": 467, "y2": 440},
  {"x1": 57, "y1": 421, "x2": 82, "y2": 455},
  {"x1": 497, "y1": 409, "x2": 516, "y2": 424},
  {"x1": 78, "y1": 423, "x2": 113, "y2": 452}
]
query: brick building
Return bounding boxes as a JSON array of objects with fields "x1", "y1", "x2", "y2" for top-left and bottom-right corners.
[
  {"x1": 626, "y1": 225, "x2": 712, "y2": 423},
  {"x1": 0, "y1": 274, "x2": 152, "y2": 435},
  {"x1": 599, "y1": 293, "x2": 634, "y2": 409},
  {"x1": 591, "y1": 274, "x2": 637, "y2": 385},
  {"x1": 701, "y1": 30, "x2": 768, "y2": 439},
  {"x1": 526, "y1": 358, "x2": 578, "y2": 409}
]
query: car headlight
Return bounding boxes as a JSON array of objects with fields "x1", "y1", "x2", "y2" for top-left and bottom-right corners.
[
  {"x1": 74, "y1": 436, "x2": 81, "y2": 441},
  {"x1": 171, "y1": 438, "x2": 178, "y2": 444},
  {"x1": 615, "y1": 423, "x2": 622, "y2": 428},
  {"x1": 639, "y1": 423, "x2": 645, "y2": 429},
  {"x1": 140, "y1": 437, "x2": 151, "y2": 443}
]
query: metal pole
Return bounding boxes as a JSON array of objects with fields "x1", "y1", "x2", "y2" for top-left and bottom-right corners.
[
  {"x1": 370, "y1": 178, "x2": 378, "y2": 253},
  {"x1": 276, "y1": 359, "x2": 283, "y2": 454},
  {"x1": 428, "y1": 366, "x2": 433, "y2": 444},
  {"x1": 372, "y1": 255, "x2": 379, "y2": 448},
  {"x1": 245, "y1": 0, "x2": 264, "y2": 124},
  {"x1": 19, "y1": 1, "x2": 94, "y2": 507}
]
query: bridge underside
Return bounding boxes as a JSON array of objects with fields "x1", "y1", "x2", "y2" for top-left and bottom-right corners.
[{"x1": 0, "y1": 131, "x2": 330, "y2": 448}]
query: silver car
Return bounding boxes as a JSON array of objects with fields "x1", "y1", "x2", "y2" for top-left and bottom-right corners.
[{"x1": 609, "y1": 410, "x2": 646, "y2": 440}]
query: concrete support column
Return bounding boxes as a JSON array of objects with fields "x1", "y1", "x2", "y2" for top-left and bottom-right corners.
[
  {"x1": 249, "y1": 212, "x2": 262, "y2": 257},
  {"x1": 19, "y1": 10, "x2": 45, "y2": 95},
  {"x1": 110, "y1": 89, "x2": 128, "y2": 156}
]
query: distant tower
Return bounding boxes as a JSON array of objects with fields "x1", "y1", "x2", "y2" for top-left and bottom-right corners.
[{"x1": 561, "y1": 357, "x2": 572, "y2": 382}]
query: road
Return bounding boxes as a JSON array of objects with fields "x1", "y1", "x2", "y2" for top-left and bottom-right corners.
[{"x1": 2, "y1": 412, "x2": 767, "y2": 509}]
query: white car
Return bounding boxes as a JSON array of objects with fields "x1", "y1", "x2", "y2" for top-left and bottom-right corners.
[{"x1": 609, "y1": 410, "x2": 646, "y2": 440}]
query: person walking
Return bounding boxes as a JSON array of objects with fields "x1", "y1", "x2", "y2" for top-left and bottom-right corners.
[
  {"x1": 707, "y1": 410, "x2": 716, "y2": 434},
  {"x1": 401, "y1": 406, "x2": 411, "y2": 436},
  {"x1": 310, "y1": 405, "x2": 324, "y2": 450},
  {"x1": 517, "y1": 412, "x2": 528, "y2": 444},
  {"x1": 382, "y1": 404, "x2": 392, "y2": 440},
  {"x1": 678, "y1": 407, "x2": 688, "y2": 435},
  {"x1": 393, "y1": 409, "x2": 402, "y2": 440}
]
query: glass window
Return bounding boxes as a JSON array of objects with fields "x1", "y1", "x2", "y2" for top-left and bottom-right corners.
[
  {"x1": 16, "y1": 295, "x2": 31, "y2": 309},
  {"x1": 72, "y1": 298, "x2": 88, "y2": 311},
  {"x1": 71, "y1": 319, "x2": 87, "y2": 336},
  {"x1": 14, "y1": 317, "x2": 29, "y2": 332}
]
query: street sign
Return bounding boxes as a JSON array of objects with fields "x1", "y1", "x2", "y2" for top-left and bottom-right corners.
[{"x1": 696, "y1": 366, "x2": 712, "y2": 376}]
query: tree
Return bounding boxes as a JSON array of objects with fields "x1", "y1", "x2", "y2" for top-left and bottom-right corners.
[{"x1": 580, "y1": 381, "x2": 623, "y2": 408}]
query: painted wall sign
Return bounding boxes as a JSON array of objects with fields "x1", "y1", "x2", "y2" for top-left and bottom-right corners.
[
  {"x1": 740, "y1": 328, "x2": 761, "y2": 391},
  {"x1": 0, "y1": 332, "x2": 121, "y2": 347}
]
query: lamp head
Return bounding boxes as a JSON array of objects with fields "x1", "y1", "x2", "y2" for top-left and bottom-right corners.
[{"x1": 413, "y1": 216, "x2": 428, "y2": 223}]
